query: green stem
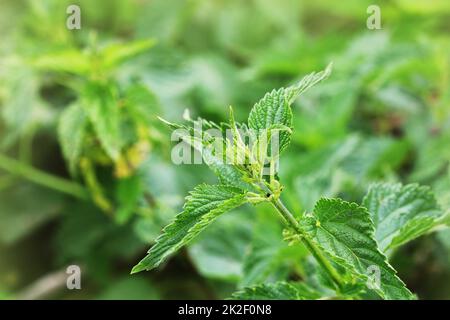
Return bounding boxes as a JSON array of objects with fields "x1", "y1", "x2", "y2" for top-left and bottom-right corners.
[
  {"x1": 270, "y1": 197, "x2": 344, "y2": 289},
  {"x1": 0, "y1": 153, "x2": 89, "y2": 200}
]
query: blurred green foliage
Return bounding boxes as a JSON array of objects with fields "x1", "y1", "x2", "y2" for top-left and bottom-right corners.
[{"x1": 0, "y1": 0, "x2": 449, "y2": 299}]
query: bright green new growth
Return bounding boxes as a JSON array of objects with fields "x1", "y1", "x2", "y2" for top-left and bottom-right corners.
[
  {"x1": 248, "y1": 63, "x2": 332, "y2": 153},
  {"x1": 133, "y1": 65, "x2": 448, "y2": 300}
]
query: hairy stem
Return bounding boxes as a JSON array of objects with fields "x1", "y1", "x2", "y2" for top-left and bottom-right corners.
[
  {"x1": 270, "y1": 197, "x2": 344, "y2": 289},
  {"x1": 0, "y1": 153, "x2": 89, "y2": 200}
]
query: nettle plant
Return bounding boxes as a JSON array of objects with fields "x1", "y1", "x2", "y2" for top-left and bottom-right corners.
[{"x1": 132, "y1": 65, "x2": 449, "y2": 300}]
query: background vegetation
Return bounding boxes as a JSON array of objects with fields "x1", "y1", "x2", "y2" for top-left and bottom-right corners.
[{"x1": 0, "y1": 0, "x2": 449, "y2": 299}]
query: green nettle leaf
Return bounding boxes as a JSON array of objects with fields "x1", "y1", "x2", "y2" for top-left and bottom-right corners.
[
  {"x1": 115, "y1": 174, "x2": 143, "y2": 224},
  {"x1": 284, "y1": 63, "x2": 333, "y2": 101},
  {"x1": 231, "y1": 282, "x2": 303, "y2": 300},
  {"x1": 58, "y1": 103, "x2": 87, "y2": 174},
  {"x1": 125, "y1": 83, "x2": 160, "y2": 125},
  {"x1": 132, "y1": 184, "x2": 248, "y2": 273},
  {"x1": 248, "y1": 88, "x2": 293, "y2": 153},
  {"x1": 301, "y1": 198, "x2": 414, "y2": 300},
  {"x1": 31, "y1": 39, "x2": 154, "y2": 76},
  {"x1": 363, "y1": 183, "x2": 447, "y2": 252},
  {"x1": 102, "y1": 39, "x2": 156, "y2": 70},
  {"x1": 31, "y1": 49, "x2": 90, "y2": 75},
  {"x1": 1, "y1": 67, "x2": 43, "y2": 143},
  {"x1": 247, "y1": 64, "x2": 332, "y2": 153},
  {"x1": 82, "y1": 82, "x2": 121, "y2": 160}
]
